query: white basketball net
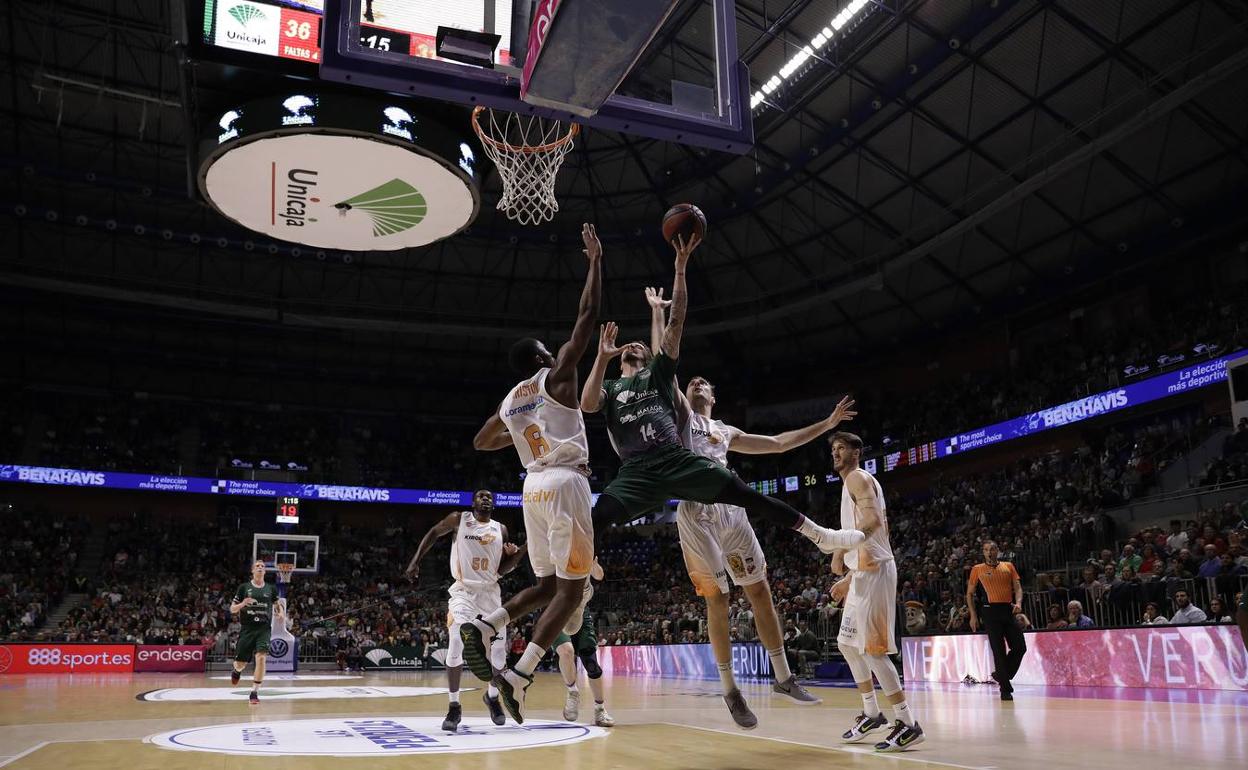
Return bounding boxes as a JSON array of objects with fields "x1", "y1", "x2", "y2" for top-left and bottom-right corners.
[{"x1": 473, "y1": 106, "x2": 579, "y2": 226}]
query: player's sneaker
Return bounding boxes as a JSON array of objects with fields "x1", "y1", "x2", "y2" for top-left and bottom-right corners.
[
  {"x1": 842, "y1": 711, "x2": 888, "y2": 742},
  {"x1": 563, "y1": 688, "x2": 581, "y2": 721},
  {"x1": 442, "y1": 702, "x2": 462, "y2": 733},
  {"x1": 813, "y1": 526, "x2": 866, "y2": 554},
  {"x1": 723, "y1": 688, "x2": 758, "y2": 730},
  {"x1": 483, "y1": 691, "x2": 506, "y2": 725},
  {"x1": 562, "y1": 581, "x2": 595, "y2": 635},
  {"x1": 594, "y1": 704, "x2": 616, "y2": 727},
  {"x1": 248, "y1": 690, "x2": 259, "y2": 706},
  {"x1": 772, "y1": 676, "x2": 822, "y2": 705},
  {"x1": 460, "y1": 617, "x2": 498, "y2": 682},
  {"x1": 230, "y1": 669, "x2": 240, "y2": 686},
  {"x1": 495, "y1": 668, "x2": 533, "y2": 724},
  {"x1": 874, "y1": 720, "x2": 925, "y2": 752}
]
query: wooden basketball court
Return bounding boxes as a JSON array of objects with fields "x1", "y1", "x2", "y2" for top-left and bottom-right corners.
[{"x1": 1, "y1": 670, "x2": 1244, "y2": 769}]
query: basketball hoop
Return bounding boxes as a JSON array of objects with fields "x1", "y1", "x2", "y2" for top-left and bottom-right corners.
[
  {"x1": 472, "y1": 106, "x2": 579, "y2": 226},
  {"x1": 276, "y1": 563, "x2": 295, "y2": 584}
]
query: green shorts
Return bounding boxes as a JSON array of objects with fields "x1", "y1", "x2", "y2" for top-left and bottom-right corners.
[
  {"x1": 552, "y1": 612, "x2": 598, "y2": 657},
  {"x1": 235, "y1": 625, "x2": 271, "y2": 661},
  {"x1": 602, "y1": 444, "x2": 735, "y2": 518}
]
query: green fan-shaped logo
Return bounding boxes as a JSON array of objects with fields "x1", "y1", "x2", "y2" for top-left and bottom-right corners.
[
  {"x1": 228, "y1": 3, "x2": 267, "y2": 27},
  {"x1": 334, "y1": 179, "x2": 427, "y2": 237}
]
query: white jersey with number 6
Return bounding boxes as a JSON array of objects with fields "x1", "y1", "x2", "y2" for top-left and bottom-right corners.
[{"x1": 499, "y1": 368, "x2": 589, "y2": 470}]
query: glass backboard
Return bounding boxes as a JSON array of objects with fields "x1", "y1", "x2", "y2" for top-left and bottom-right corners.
[{"x1": 253, "y1": 533, "x2": 320, "y2": 574}]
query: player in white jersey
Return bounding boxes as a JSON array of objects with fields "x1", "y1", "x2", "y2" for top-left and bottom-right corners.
[
  {"x1": 677, "y1": 376, "x2": 858, "y2": 727},
  {"x1": 463, "y1": 223, "x2": 604, "y2": 724},
  {"x1": 829, "y1": 432, "x2": 925, "y2": 752},
  {"x1": 404, "y1": 490, "x2": 527, "y2": 732}
]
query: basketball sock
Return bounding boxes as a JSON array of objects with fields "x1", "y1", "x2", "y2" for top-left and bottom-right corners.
[
  {"x1": 516, "y1": 643, "x2": 544, "y2": 676},
  {"x1": 892, "y1": 700, "x2": 916, "y2": 726},
  {"x1": 448, "y1": 690, "x2": 460, "y2": 704},
  {"x1": 487, "y1": 684, "x2": 499, "y2": 698},
  {"x1": 566, "y1": 681, "x2": 579, "y2": 692},
  {"x1": 481, "y1": 608, "x2": 510, "y2": 631},
  {"x1": 768, "y1": 647, "x2": 792, "y2": 682},
  {"x1": 717, "y1": 662, "x2": 736, "y2": 693},
  {"x1": 861, "y1": 691, "x2": 881, "y2": 717},
  {"x1": 252, "y1": 681, "x2": 260, "y2": 692}
]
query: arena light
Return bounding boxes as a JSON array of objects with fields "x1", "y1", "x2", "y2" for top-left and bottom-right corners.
[{"x1": 750, "y1": 0, "x2": 876, "y2": 110}]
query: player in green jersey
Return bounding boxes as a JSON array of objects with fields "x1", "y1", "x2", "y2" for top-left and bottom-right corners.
[
  {"x1": 551, "y1": 609, "x2": 614, "y2": 727},
  {"x1": 580, "y1": 233, "x2": 867, "y2": 554},
  {"x1": 229, "y1": 559, "x2": 283, "y2": 705}
]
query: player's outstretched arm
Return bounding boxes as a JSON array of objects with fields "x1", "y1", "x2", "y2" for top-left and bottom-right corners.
[
  {"x1": 548, "y1": 223, "x2": 604, "y2": 408},
  {"x1": 473, "y1": 399, "x2": 513, "y2": 451},
  {"x1": 645, "y1": 286, "x2": 670, "y2": 355},
  {"x1": 581, "y1": 322, "x2": 621, "y2": 413},
  {"x1": 730, "y1": 396, "x2": 856, "y2": 455},
  {"x1": 660, "y1": 233, "x2": 699, "y2": 361},
  {"x1": 404, "y1": 512, "x2": 459, "y2": 579}
]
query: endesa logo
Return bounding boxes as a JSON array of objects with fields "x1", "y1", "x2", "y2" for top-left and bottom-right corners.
[
  {"x1": 136, "y1": 645, "x2": 206, "y2": 672},
  {"x1": 0, "y1": 644, "x2": 134, "y2": 674}
]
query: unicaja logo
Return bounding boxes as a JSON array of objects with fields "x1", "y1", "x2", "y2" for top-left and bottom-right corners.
[
  {"x1": 381, "y1": 107, "x2": 415, "y2": 141},
  {"x1": 365, "y1": 649, "x2": 392, "y2": 665},
  {"x1": 217, "y1": 109, "x2": 242, "y2": 144},
  {"x1": 333, "y1": 179, "x2": 427, "y2": 237},
  {"x1": 225, "y1": 3, "x2": 269, "y2": 47},
  {"x1": 281, "y1": 95, "x2": 315, "y2": 127},
  {"x1": 228, "y1": 3, "x2": 266, "y2": 27}
]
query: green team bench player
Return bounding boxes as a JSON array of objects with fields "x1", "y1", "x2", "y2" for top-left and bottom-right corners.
[
  {"x1": 229, "y1": 559, "x2": 284, "y2": 705},
  {"x1": 551, "y1": 609, "x2": 614, "y2": 728}
]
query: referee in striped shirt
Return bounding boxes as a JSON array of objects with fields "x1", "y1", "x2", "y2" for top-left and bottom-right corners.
[{"x1": 967, "y1": 541, "x2": 1025, "y2": 701}]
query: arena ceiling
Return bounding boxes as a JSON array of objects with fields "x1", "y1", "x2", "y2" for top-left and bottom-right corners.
[{"x1": 2, "y1": 0, "x2": 1247, "y2": 405}]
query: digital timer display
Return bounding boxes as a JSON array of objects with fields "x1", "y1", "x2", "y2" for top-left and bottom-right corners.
[{"x1": 276, "y1": 495, "x2": 301, "y2": 524}]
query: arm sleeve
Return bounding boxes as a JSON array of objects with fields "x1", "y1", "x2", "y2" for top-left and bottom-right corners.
[
  {"x1": 967, "y1": 565, "x2": 980, "y2": 592},
  {"x1": 1007, "y1": 563, "x2": 1020, "y2": 581},
  {"x1": 653, "y1": 352, "x2": 677, "y2": 379}
]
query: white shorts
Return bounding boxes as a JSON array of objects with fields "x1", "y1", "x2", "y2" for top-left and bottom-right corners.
[
  {"x1": 522, "y1": 466, "x2": 594, "y2": 580},
  {"x1": 837, "y1": 559, "x2": 897, "y2": 656},
  {"x1": 676, "y1": 501, "x2": 767, "y2": 596},
  {"x1": 447, "y1": 582, "x2": 502, "y2": 627}
]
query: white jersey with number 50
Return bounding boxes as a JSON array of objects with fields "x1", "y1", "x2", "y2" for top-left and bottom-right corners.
[
  {"x1": 499, "y1": 368, "x2": 590, "y2": 471},
  {"x1": 449, "y1": 511, "x2": 504, "y2": 591}
]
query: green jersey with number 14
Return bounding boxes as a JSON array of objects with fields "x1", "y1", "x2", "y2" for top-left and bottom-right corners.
[{"x1": 602, "y1": 353, "x2": 682, "y2": 462}]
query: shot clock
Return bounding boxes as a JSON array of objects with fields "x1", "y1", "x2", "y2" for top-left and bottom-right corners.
[{"x1": 276, "y1": 496, "x2": 301, "y2": 524}]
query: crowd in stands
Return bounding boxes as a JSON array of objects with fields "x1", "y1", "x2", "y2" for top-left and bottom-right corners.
[
  {"x1": 1196, "y1": 417, "x2": 1248, "y2": 487},
  {"x1": 0, "y1": 509, "x2": 86, "y2": 640},
  {"x1": 3, "y1": 292, "x2": 1243, "y2": 494}
]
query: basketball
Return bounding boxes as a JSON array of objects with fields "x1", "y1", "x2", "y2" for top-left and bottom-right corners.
[{"x1": 661, "y1": 203, "x2": 707, "y2": 244}]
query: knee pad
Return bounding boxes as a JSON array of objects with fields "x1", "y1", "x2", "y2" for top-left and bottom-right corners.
[
  {"x1": 445, "y1": 625, "x2": 465, "y2": 667},
  {"x1": 866, "y1": 653, "x2": 902, "y2": 695},
  {"x1": 840, "y1": 646, "x2": 872, "y2": 685},
  {"x1": 580, "y1": 653, "x2": 602, "y2": 679}
]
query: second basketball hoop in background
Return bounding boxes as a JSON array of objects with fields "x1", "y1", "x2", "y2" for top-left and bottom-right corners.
[{"x1": 471, "y1": 106, "x2": 579, "y2": 226}]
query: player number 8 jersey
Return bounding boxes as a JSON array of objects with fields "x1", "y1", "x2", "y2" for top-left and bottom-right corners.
[{"x1": 499, "y1": 368, "x2": 590, "y2": 470}]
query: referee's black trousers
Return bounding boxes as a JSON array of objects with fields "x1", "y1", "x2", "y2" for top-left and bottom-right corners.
[{"x1": 982, "y1": 603, "x2": 1026, "y2": 691}]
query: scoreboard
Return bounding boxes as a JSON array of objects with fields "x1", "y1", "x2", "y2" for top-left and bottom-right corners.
[
  {"x1": 276, "y1": 495, "x2": 301, "y2": 524},
  {"x1": 201, "y1": 1, "x2": 513, "y2": 66}
]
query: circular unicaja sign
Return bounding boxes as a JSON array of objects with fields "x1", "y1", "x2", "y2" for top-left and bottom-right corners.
[
  {"x1": 147, "y1": 717, "x2": 607, "y2": 756},
  {"x1": 203, "y1": 134, "x2": 476, "y2": 250},
  {"x1": 197, "y1": 93, "x2": 481, "y2": 251}
]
